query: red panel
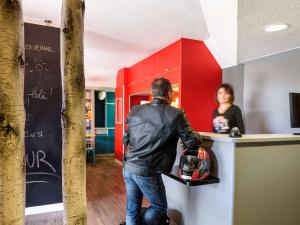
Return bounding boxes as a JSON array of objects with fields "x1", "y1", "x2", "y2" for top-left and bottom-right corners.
[
  {"x1": 115, "y1": 123, "x2": 123, "y2": 161},
  {"x1": 180, "y1": 39, "x2": 222, "y2": 131},
  {"x1": 128, "y1": 63, "x2": 141, "y2": 85},
  {"x1": 130, "y1": 95, "x2": 150, "y2": 108},
  {"x1": 181, "y1": 38, "x2": 220, "y2": 69},
  {"x1": 140, "y1": 55, "x2": 157, "y2": 80},
  {"x1": 127, "y1": 68, "x2": 181, "y2": 96},
  {"x1": 157, "y1": 68, "x2": 181, "y2": 85},
  {"x1": 181, "y1": 67, "x2": 221, "y2": 94},
  {"x1": 157, "y1": 40, "x2": 181, "y2": 74},
  {"x1": 115, "y1": 68, "x2": 128, "y2": 161},
  {"x1": 181, "y1": 92, "x2": 219, "y2": 132}
]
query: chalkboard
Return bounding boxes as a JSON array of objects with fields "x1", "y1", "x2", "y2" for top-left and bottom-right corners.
[{"x1": 24, "y1": 23, "x2": 62, "y2": 207}]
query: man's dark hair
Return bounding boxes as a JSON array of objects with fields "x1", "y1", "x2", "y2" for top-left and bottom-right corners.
[{"x1": 151, "y1": 78, "x2": 173, "y2": 97}]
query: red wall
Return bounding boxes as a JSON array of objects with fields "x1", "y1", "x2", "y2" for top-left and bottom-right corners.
[
  {"x1": 115, "y1": 38, "x2": 222, "y2": 161},
  {"x1": 130, "y1": 95, "x2": 150, "y2": 108},
  {"x1": 180, "y1": 39, "x2": 221, "y2": 131},
  {"x1": 115, "y1": 68, "x2": 128, "y2": 161}
]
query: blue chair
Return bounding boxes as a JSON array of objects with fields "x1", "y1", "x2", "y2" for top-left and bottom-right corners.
[{"x1": 86, "y1": 135, "x2": 96, "y2": 166}]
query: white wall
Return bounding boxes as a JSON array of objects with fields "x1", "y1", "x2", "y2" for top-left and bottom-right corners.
[
  {"x1": 243, "y1": 48, "x2": 300, "y2": 134},
  {"x1": 222, "y1": 64, "x2": 244, "y2": 112}
]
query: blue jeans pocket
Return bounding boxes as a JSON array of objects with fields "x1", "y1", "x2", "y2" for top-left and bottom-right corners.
[{"x1": 139, "y1": 176, "x2": 158, "y2": 193}]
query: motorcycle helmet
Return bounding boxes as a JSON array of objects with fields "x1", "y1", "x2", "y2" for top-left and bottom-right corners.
[{"x1": 178, "y1": 147, "x2": 211, "y2": 180}]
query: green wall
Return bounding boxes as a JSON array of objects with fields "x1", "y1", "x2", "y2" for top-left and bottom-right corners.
[{"x1": 94, "y1": 91, "x2": 115, "y2": 154}]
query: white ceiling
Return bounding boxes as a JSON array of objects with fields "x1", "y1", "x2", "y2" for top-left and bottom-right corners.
[
  {"x1": 23, "y1": 0, "x2": 211, "y2": 87},
  {"x1": 238, "y1": 0, "x2": 300, "y2": 63},
  {"x1": 200, "y1": 0, "x2": 238, "y2": 69},
  {"x1": 22, "y1": 0, "x2": 300, "y2": 87}
]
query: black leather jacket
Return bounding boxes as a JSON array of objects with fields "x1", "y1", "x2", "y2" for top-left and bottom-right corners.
[{"x1": 123, "y1": 98, "x2": 201, "y2": 176}]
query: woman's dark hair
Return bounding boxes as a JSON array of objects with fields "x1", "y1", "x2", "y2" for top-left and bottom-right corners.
[
  {"x1": 216, "y1": 83, "x2": 235, "y2": 104},
  {"x1": 151, "y1": 78, "x2": 173, "y2": 97}
]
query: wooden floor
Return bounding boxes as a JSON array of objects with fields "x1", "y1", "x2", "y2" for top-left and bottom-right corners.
[{"x1": 25, "y1": 156, "x2": 149, "y2": 225}]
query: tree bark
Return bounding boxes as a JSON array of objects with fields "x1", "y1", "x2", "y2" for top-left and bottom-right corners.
[
  {"x1": 0, "y1": 1, "x2": 25, "y2": 225},
  {"x1": 61, "y1": 0, "x2": 87, "y2": 224}
]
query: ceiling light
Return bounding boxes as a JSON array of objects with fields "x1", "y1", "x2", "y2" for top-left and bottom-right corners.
[
  {"x1": 98, "y1": 90, "x2": 106, "y2": 100},
  {"x1": 263, "y1": 23, "x2": 290, "y2": 32}
]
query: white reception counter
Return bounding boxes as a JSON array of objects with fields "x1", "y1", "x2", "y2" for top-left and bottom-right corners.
[{"x1": 162, "y1": 133, "x2": 300, "y2": 225}]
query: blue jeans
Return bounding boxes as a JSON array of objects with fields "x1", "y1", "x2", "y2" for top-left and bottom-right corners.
[{"x1": 123, "y1": 170, "x2": 168, "y2": 225}]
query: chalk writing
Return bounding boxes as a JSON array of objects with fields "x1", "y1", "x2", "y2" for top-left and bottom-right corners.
[
  {"x1": 25, "y1": 44, "x2": 55, "y2": 53},
  {"x1": 27, "y1": 172, "x2": 61, "y2": 179},
  {"x1": 26, "y1": 150, "x2": 56, "y2": 173},
  {"x1": 26, "y1": 172, "x2": 61, "y2": 185},
  {"x1": 27, "y1": 86, "x2": 49, "y2": 100},
  {"x1": 26, "y1": 181, "x2": 49, "y2": 184},
  {"x1": 25, "y1": 58, "x2": 49, "y2": 76},
  {"x1": 25, "y1": 130, "x2": 45, "y2": 138},
  {"x1": 25, "y1": 87, "x2": 53, "y2": 105},
  {"x1": 25, "y1": 113, "x2": 34, "y2": 126}
]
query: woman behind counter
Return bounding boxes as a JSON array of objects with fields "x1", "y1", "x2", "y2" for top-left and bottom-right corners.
[{"x1": 213, "y1": 83, "x2": 245, "y2": 134}]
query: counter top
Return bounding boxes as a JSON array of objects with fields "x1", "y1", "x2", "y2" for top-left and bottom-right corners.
[{"x1": 199, "y1": 132, "x2": 300, "y2": 143}]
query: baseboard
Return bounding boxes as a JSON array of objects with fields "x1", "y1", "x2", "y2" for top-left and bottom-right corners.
[{"x1": 25, "y1": 203, "x2": 63, "y2": 215}]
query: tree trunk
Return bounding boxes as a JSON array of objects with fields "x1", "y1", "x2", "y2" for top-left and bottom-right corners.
[
  {"x1": 61, "y1": 0, "x2": 87, "y2": 224},
  {"x1": 0, "y1": 1, "x2": 25, "y2": 225}
]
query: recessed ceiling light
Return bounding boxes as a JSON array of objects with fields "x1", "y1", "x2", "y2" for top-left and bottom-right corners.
[{"x1": 263, "y1": 23, "x2": 290, "y2": 32}]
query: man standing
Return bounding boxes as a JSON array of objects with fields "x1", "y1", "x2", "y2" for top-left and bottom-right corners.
[{"x1": 122, "y1": 78, "x2": 201, "y2": 225}]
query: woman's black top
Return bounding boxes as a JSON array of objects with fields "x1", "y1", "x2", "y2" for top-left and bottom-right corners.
[{"x1": 212, "y1": 105, "x2": 245, "y2": 134}]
